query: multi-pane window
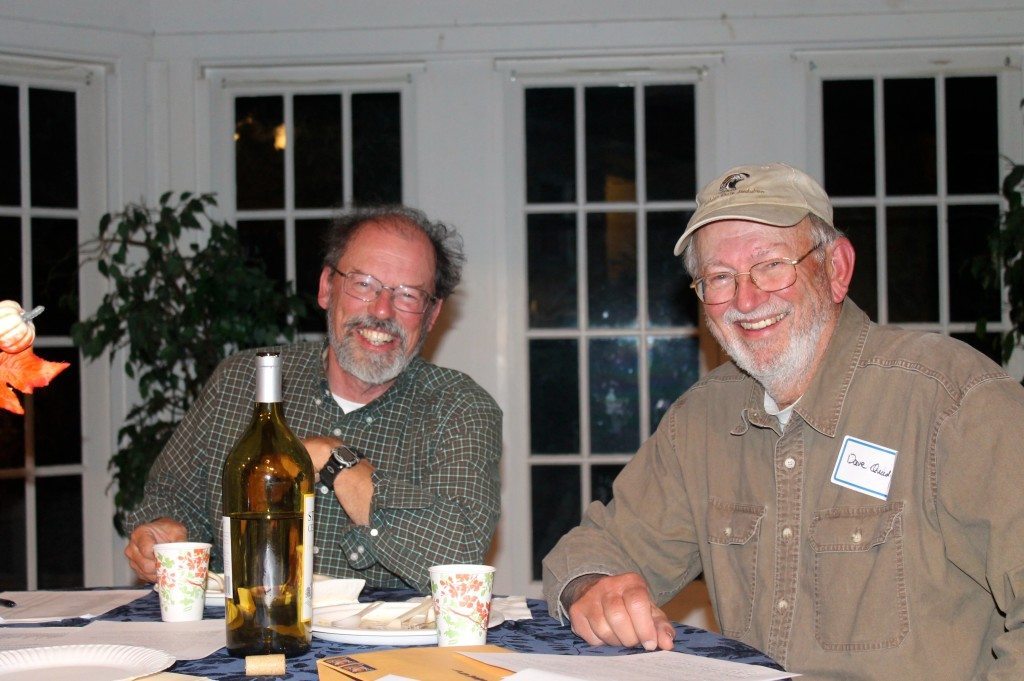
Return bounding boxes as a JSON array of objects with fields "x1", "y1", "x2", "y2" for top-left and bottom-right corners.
[
  {"x1": 231, "y1": 90, "x2": 404, "y2": 330},
  {"x1": 0, "y1": 82, "x2": 84, "y2": 590},
  {"x1": 821, "y1": 73, "x2": 1007, "y2": 359},
  {"x1": 524, "y1": 82, "x2": 700, "y2": 579}
]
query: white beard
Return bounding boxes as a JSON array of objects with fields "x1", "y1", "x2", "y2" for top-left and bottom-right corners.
[
  {"x1": 327, "y1": 306, "x2": 428, "y2": 386},
  {"x1": 708, "y1": 285, "x2": 835, "y2": 403}
]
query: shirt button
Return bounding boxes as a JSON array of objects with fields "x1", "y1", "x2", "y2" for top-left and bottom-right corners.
[
  {"x1": 349, "y1": 552, "x2": 359, "y2": 561},
  {"x1": 783, "y1": 457, "x2": 796, "y2": 469},
  {"x1": 365, "y1": 416, "x2": 374, "y2": 424},
  {"x1": 777, "y1": 599, "x2": 789, "y2": 611},
  {"x1": 357, "y1": 545, "x2": 365, "y2": 554},
  {"x1": 369, "y1": 528, "x2": 379, "y2": 537},
  {"x1": 852, "y1": 531, "x2": 863, "y2": 544},
  {"x1": 781, "y1": 527, "x2": 793, "y2": 540},
  {"x1": 312, "y1": 546, "x2": 319, "y2": 554},
  {"x1": 332, "y1": 428, "x2": 342, "y2": 436},
  {"x1": 723, "y1": 527, "x2": 732, "y2": 537}
]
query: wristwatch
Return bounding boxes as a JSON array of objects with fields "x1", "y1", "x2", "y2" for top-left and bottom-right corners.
[{"x1": 318, "y1": 445, "x2": 364, "y2": 493}]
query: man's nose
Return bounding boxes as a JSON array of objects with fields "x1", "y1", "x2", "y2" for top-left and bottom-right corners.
[
  {"x1": 732, "y1": 273, "x2": 769, "y2": 312},
  {"x1": 369, "y1": 289, "x2": 397, "y2": 318}
]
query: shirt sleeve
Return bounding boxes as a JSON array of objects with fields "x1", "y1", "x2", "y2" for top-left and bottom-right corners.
[
  {"x1": 935, "y1": 374, "x2": 1024, "y2": 678},
  {"x1": 335, "y1": 385, "x2": 503, "y2": 594},
  {"x1": 541, "y1": 399, "x2": 703, "y2": 621},
  {"x1": 122, "y1": 368, "x2": 223, "y2": 550}
]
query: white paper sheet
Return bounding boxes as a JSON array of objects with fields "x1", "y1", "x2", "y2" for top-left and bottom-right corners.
[
  {"x1": 0, "y1": 590, "x2": 149, "y2": 623},
  {"x1": 0, "y1": 619, "x2": 225, "y2": 660},
  {"x1": 463, "y1": 650, "x2": 797, "y2": 681}
]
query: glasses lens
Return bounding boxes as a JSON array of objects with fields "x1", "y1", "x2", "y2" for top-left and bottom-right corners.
[
  {"x1": 343, "y1": 273, "x2": 380, "y2": 301},
  {"x1": 750, "y1": 260, "x2": 797, "y2": 292},
  {"x1": 392, "y1": 287, "x2": 429, "y2": 313}
]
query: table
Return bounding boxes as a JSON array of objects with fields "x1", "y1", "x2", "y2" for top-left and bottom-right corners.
[{"x1": 90, "y1": 588, "x2": 785, "y2": 680}]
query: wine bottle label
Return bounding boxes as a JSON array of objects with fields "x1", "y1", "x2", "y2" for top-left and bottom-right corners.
[
  {"x1": 221, "y1": 515, "x2": 232, "y2": 593},
  {"x1": 301, "y1": 492, "x2": 315, "y2": 622}
]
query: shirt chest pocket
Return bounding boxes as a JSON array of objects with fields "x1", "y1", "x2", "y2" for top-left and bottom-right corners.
[
  {"x1": 808, "y1": 501, "x2": 908, "y2": 652},
  {"x1": 705, "y1": 498, "x2": 765, "y2": 638}
]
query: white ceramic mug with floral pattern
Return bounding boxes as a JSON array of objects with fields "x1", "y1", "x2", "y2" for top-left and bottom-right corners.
[
  {"x1": 153, "y1": 542, "x2": 212, "y2": 622},
  {"x1": 429, "y1": 564, "x2": 495, "y2": 646}
]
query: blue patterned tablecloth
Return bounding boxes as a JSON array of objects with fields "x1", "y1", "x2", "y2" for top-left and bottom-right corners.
[
  {"x1": 84, "y1": 588, "x2": 785, "y2": 680},
  {"x1": 1, "y1": 588, "x2": 785, "y2": 679}
]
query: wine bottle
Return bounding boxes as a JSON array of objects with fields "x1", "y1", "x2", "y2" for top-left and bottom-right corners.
[{"x1": 222, "y1": 351, "x2": 315, "y2": 657}]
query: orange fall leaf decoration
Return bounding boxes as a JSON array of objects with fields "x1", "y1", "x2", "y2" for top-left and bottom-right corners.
[{"x1": 0, "y1": 347, "x2": 70, "y2": 415}]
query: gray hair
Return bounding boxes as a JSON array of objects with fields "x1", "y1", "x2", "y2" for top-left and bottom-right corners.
[
  {"x1": 681, "y1": 213, "x2": 844, "y2": 277},
  {"x1": 322, "y1": 205, "x2": 466, "y2": 300}
]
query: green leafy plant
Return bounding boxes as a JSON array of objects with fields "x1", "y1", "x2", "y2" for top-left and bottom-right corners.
[
  {"x1": 992, "y1": 160, "x2": 1024, "y2": 366},
  {"x1": 974, "y1": 154, "x2": 1024, "y2": 378},
  {"x1": 72, "y1": 192, "x2": 308, "y2": 534}
]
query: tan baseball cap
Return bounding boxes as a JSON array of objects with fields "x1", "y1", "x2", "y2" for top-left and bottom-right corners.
[{"x1": 673, "y1": 162, "x2": 833, "y2": 255}]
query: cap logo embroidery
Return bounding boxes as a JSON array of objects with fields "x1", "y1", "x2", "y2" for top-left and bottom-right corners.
[{"x1": 719, "y1": 173, "x2": 750, "y2": 192}]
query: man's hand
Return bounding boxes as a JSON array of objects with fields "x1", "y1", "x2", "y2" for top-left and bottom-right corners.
[
  {"x1": 566, "y1": 572, "x2": 676, "y2": 651},
  {"x1": 124, "y1": 518, "x2": 187, "y2": 583}
]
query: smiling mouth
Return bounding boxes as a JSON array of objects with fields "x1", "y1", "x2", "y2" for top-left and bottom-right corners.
[
  {"x1": 358, "y1": 328, "x2": 395, "y2": 346},
  {"x1": 738, "y1": 311, "x2": 787, "y2": 331}
]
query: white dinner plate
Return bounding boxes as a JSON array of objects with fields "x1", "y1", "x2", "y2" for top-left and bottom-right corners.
[
  {"x1": 312, "y1": 601, "x2": 504, "y2": 646},
  {"x1": 0, "y1": 644, "x2": 174, "y2": 681}
]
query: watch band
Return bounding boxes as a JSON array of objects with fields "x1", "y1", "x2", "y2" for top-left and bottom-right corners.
[{"x1": 318, "y1": 445, "x2": 364, "y2": 493}]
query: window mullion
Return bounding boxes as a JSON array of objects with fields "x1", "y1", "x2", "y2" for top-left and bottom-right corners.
[{"x1": 874, "y1": 76, "x2": 889, "y2": 325}]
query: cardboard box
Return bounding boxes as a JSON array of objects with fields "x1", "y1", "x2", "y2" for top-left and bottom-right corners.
[{"x1": 316, "y1": 644, "x2": 514, "y2": 681}]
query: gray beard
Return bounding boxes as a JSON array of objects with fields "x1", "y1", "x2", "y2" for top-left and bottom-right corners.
[
  {"x1": 708, "y1": 293, "x2": 834, "y2": 402},
  {"x1": 327, "y1": 308, "x2": 428, "y2": 386}
]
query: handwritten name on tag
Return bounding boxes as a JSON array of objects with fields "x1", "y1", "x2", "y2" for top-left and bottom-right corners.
[{"x1": 831, "y1": 436, "x2": 898, "y2": 500}]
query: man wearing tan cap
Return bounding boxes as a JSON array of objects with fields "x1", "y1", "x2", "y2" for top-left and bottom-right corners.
[{"x1": 543, "y1": 162, "x2": 1024, "y2": 679}]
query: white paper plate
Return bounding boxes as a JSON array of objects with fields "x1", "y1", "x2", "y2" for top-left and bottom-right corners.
[
  {"x1": 0, "y1": 644, "x2": 174, "y2": 681},
  {"x1": 312, "y1": 601, "x2": 504, "y2": 646}
]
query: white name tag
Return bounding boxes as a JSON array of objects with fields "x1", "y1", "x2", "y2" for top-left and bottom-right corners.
[{"x1": 831, "y1": 436, "x2": 898, "y2": 500}]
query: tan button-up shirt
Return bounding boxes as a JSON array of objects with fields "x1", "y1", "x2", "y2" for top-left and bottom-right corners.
[{"x1": 543, "y1": 300, "x2": 1024, "y2": 680}]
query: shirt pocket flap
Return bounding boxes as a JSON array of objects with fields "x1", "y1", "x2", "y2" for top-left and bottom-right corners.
[
  {"x1": 707, "y1": 498, "x2": 766, "y2": 546},
  {"x1": 809, "y1": 501, "x2": 904, "y2": 553}
]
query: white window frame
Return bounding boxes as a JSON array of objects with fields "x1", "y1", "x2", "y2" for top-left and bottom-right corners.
[
  {"x1": 496, "y1": 52, "x2": 721, "y2": 596},
  {"x1": 0, "y1": 52, "x2": 113, "y2": 588},
  {"x1": 798, "y1": 45, "x2": 1024, "y2": 342},
  {"x1": 202, "y1": 63, "x2": 421, "y2": 302}
]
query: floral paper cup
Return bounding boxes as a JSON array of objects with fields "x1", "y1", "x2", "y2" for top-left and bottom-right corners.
[
  {"x1": 429, "y1": 564, "x2": 495, "y2": 646},
  {"x1": 153, "y1": 542, "x2": 212, "y2": 622}
]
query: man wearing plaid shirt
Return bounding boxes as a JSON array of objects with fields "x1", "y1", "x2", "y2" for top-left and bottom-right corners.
[{"x1": 123, "y1": 206, "x2": 502, "y2": 593}]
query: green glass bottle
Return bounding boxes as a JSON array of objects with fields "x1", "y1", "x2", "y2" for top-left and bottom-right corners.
[{"x1": 222, "y1": 351, "x2": 314, "y2": 657}]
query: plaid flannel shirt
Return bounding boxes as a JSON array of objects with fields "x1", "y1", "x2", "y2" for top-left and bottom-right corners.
[{"x1": 124, "y1": 341, "x2": 502, "y2": 593}]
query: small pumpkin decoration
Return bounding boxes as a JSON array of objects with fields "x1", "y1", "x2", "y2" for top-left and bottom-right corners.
[{"x1": 0, "y1": 300, "x2": 38, "y2": 354}]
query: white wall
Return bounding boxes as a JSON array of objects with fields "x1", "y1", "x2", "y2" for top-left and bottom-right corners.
[{"x1": 1, "y1": 2, "x2": 1022, "y2": 612}]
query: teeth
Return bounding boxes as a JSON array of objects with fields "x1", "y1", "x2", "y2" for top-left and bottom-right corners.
[
  {"x1": 359, "y1": 328, "x2": 394, "y2": 345},
  {"x1": 739, "y1": 312, "x2": 786, "y2": 331}
]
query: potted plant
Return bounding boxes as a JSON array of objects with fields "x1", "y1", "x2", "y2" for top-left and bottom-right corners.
[{"x1": 73, "y1": 192, "x2": 308, "y2": 533}]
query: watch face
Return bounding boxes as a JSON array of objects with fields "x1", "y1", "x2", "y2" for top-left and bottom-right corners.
[{"x1": 332, "y1": 446, "x2": 360, "y2": 467}]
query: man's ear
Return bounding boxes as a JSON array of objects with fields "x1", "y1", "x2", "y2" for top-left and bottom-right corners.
[
  {"x1": 826, "y1": 237, "x2": 855, "y2": 304},
  {"x1": 424, "y1": 298, "x2": 444, "y2": 334},
  {"x1": 317, "y1": 266, "x2": 333, "y2": 310}
]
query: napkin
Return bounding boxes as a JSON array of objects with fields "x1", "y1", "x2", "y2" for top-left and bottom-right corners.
[
  {"x1": 313, "y1": 578, "x2": 366, "y2": 608},
  {"x1": 491, "y1": 596, "x2": 532, "y2": 621}
]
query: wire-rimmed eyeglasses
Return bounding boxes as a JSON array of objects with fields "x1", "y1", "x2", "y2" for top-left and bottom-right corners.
[
  {"x1": 329, "y1": 266, "x2": 437, "y2": 314},
  {"x1": 690, "y1": 244, "x2": 824, "y2": 305}
]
